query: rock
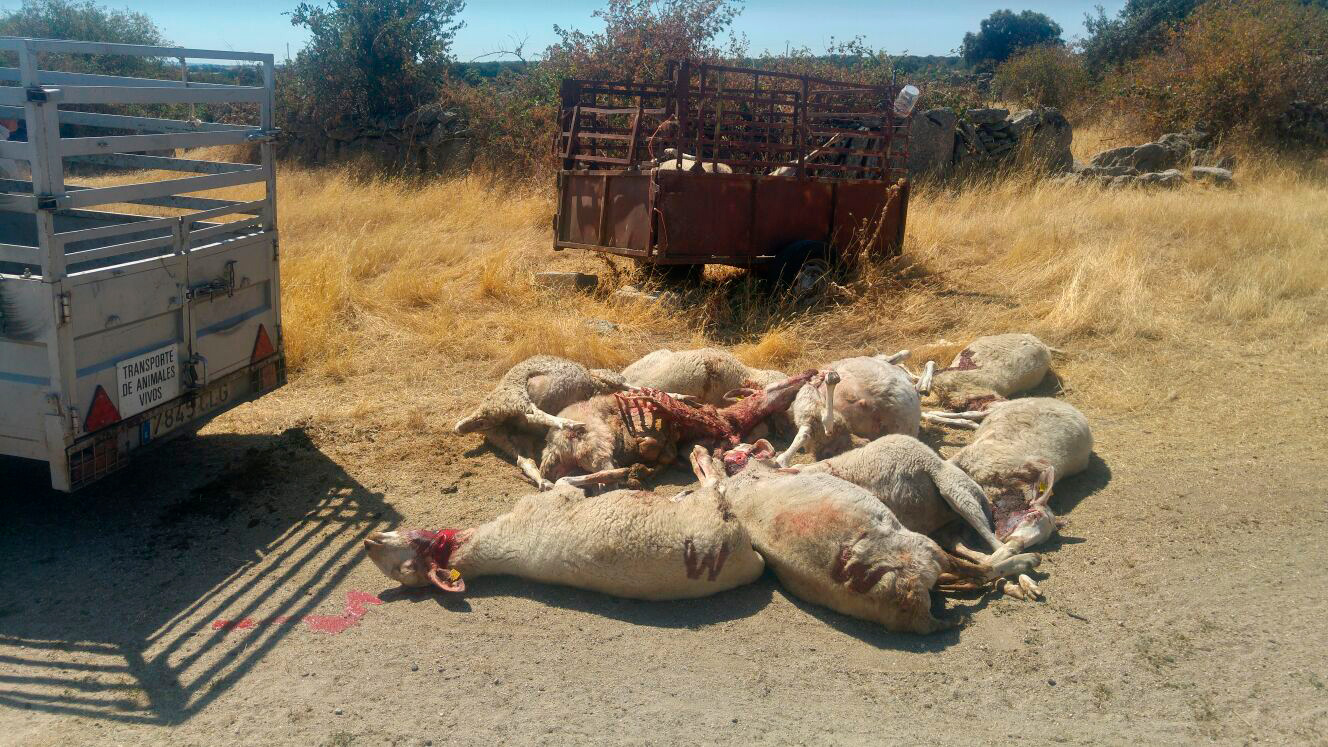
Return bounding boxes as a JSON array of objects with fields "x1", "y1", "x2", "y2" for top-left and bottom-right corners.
[
  {"x1": 584, "y1": 318, "x2": 618, "y2": 334},
  {"x1": 1080, "y1": 164, "x2": 1139, "y2": 178},
  {"x1": 1007, "y1": 109, "x2": 1041, "y2": 139},
  {"x1": 533, "y1": 272, "x2": 598, "y2": 291},
  {"x1": 1190, "y1": 166, "x2": 1234, "y2": 187},
  {"x1": 1155, "y1": 132, "x2": 1194, "y2": 164},
  {"x1": 1137, "y1": 169, "x2": 1184, "y2": 188},
  {"x1": 1106, "y1": 175, "x2": 1138, "y2": 189},
  {"x1": 1216, "y1": 155, "x2": 1236, "y2": 171},
  {"x1": 907, "y1": 108, "x2": 957, "y2": 175},
  {"x1": 966, "y1": 108, "x2": 1009, "y2": 125},
  {"x1": 1090, "y1": 141, "x2": 1175, "y2": 173},
  {"x1": 1025, "y1": 108, "x2": 1073, "y2": 171}
]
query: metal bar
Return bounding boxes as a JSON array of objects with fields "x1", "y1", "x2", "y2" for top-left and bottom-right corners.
[
  {"x1": 0, "y1": 37, "x2": 272, "y2": 62},
  {"x1": 571, "y1": 154, "x2": 630, "y2": 166},
  {"x1": 0, "y1": 139, "x2": 33, "y2": 161},
  {"x1": 55, "y1": 214, "x2": 177, "y2": 246},
  {"x1": 576, "y1": 105, "x2": 667, "y2": 116},
  {"x1": 0, "y1": 242, "x2": 38, "y2": 263},
  {"x1": 61, "y1": 169, "x2": 266, "y2": 209},
  {"x1": 0, "y1": 66, "x2": 233, "y2": 88},
  {"x1": 52, "y1": 85, "x2": 265, "y2": 106},
  {"x1": 566, "y1": 131, "x2": 632, "y2": 142},
  {"x1": 60, "y1": 129, "x2": 259, "y2": 156},
  {"x1": 66, "y1": 153, "x2": 255, "y2": 174},
  {"x1": 0, "y1": 191, "x2": 37, "y2": 212},
  {"x1": 63, "y1": 233, "x2": 174, "y2": 264},
  {"x1": 187, "y1": 215, "x2": 263, "y2": 243},
  {"x1": 184, "y1": 197, "x2": 268, "y2": 223}
]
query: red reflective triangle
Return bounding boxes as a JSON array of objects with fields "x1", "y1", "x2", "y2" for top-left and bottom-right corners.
[
  {"x1": 84, "y1": 385, "x2": 121, "y2": 432},
  {"x1": 251, "y1": 323, "x2": 275, "y2": 363}
]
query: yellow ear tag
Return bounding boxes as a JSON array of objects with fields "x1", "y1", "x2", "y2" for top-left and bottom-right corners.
[{"x1": 446, "y1": 569, "x2": 462, "y2": 582}]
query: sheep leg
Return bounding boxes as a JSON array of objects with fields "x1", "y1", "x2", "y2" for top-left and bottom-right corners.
[
  {"x1": 947, "y1": 537, "x2": 1042, "y2": 600},
  {"x1": 775, "y1": 425, "x2": 813, "y2": 467},
  {"x1": 878, "y1": 349, "x2": 909, "y2": 364},
  {"x1": 555, "y1": 467, "x2": 633, "y2": 489},
  {"x1": 916, "y1": 361, "x2": 936, "y2": 395},
  {"x1": 922, "y1": 412, "x2": 981, "y2": 429},
  {"x1": 523, "y1": 405, "x2": 586, "y2": 433},
  {"x1": 485, "y1": 429, "x2": 554, "y2": 491}
]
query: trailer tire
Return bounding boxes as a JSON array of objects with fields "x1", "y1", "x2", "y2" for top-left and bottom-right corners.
[{"x1": 763, "y1": 240, "x2": 837, "y2": 295}]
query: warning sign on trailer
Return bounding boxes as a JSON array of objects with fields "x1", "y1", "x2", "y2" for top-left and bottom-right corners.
[{"x1": 116, "y1": 343, "x2": 180, "y2": 418}]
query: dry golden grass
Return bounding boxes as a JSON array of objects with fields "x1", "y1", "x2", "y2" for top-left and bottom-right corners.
[{"x1": 73, "y1": 150, "x2": 1328, "y2": 426}]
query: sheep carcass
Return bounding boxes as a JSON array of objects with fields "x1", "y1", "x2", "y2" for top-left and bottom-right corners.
[
  {"x1": 950, "y1": 397, "x2": 1093, "y2": 554},
  {"x1": 538, "y1": 392, "x2": 680, "y2": 490},
  {"x1": 924, "y1": 334, "x2": 1053, "y2": 419},
  {"x1": 777, "y1": 354, "x2": 921, "y2": 466},
  {"x1": 732, "y1": 435, "x2": 1041, "y2": 600},
  {"x1": 622, "y1": 348, "x2": 785, "y2": 406},
  {"x1": 692, "y1": 445, "x2": 1039, "y2": 633},
  {"x1": 363, "y1": 478, "x2": 764, "y2": 600},
  {"x1": 653, "y1": 148, "x2": 734, "y2": 174},
  {"x1": 454, "y1": 356, "x2": 626, "y2": 489}
]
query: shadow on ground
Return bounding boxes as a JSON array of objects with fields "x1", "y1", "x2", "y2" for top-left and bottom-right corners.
[{"x1": 0, "y1": 428, "x2": 397, "y2": 726}]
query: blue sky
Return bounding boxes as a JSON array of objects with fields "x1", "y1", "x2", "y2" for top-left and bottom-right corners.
[{"x1": 2, "y1": 1, "x2": 1127, "y2": 61}]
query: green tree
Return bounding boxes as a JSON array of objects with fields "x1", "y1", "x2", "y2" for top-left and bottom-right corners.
[
  {"x1": 0, "y1": 0, "x2": 168, "y2": 76},
  {"x1": 960, "y1": 9, "x2": 1063, "y2": 69},
  {"x1": 993, "y1": 44, "x2": 1089, "y2": 110},
  {"x1": 286, "y1": 0, "x2": 465, "y2": 131},
  {"x1": 1080, "y1": 0, "x2": 1202, "y2": 74}
]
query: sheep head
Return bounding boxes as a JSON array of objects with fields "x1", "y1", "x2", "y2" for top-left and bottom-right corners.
[
  {"x1": 363, "y1": 529, "x2": 467, "y2": 593},
  {"x1": 992, "y1": 463, "x2": 1064, "y2": 552}
]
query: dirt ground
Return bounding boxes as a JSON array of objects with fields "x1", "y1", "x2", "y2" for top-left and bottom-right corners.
[{"x1": 2, "y1": 323, "x2": 1326, "y2": 745}]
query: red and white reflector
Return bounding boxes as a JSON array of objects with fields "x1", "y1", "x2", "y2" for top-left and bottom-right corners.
[
  {"x1": 251, "y1": 323, "x2": 275, "y2": 363},
  {"x1": 84, "y1": 384, "x2": 121, "y2": 432}
]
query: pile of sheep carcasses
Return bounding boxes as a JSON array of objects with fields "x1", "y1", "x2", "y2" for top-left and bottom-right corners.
[{"x1": 363, "y1": 333, "x2": 1094, "y2": 635}]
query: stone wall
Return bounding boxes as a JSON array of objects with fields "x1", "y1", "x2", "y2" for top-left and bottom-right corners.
[
  {"x1": 279, "y1": 104, "x2": 473, "y2": 171},
  {"x1": 908, "y1": 106, "x2": 1073, "y2": 178}
]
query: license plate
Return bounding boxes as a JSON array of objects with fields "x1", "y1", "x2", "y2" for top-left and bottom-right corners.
[{"x1": 144, "y1": 380, "x2": 234, "y2": 442}]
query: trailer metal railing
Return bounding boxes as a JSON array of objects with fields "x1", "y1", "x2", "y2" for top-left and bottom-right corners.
[{"x1": 0, "y1": 36, "x2": 277, "y2": 279}]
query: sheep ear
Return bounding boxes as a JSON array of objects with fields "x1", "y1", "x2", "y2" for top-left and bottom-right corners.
[
  {"x1": 722, "y1": 387, "x2": 757, "y2": 403},
  {"x1": 752, "y1": 439, "x2": 775, "y2": 460},
  {"x1": 1033, "y1": 464, "x2": 1055, "y2": 506},
  {"x1": 427, "y1": 565, "x2": 466, "y2": 593},
  {"x1": 688, "y1": 444, "x2": 713, "y2": 483}
]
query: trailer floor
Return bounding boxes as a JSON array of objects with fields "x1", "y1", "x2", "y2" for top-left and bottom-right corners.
[{"x1": 2, "y1": 337, "x2": 1325, "y2": 745}]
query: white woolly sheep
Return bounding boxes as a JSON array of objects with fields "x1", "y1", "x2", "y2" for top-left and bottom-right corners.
[
  {"x1": 949, "y1": 397, "x2": 1093, "y2": 555},
  {"x1": 363, "y1": 478, "x2": 764, "y2": 600},
  {"x1": 622, "y1": 348, "x2": 786, "y2": 406},
  {"x1": 924, "y1": 333, "x2": 1054, "y2": 417},
  {"x1": 454, "y1": 356, "x2": 626, "y2": 488},
  {"x1": 693, "y1": 446, "x2": 1039, "y2": 633},
  {"x1": 776, "y1": 354, "x2": 921, "y2": 466},
  {"x1": 538, "y1": 392, "x2": 680, "y2": 490}
]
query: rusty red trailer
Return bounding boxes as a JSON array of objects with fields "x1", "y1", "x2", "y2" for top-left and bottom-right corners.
[{"x1": 553, "y1": 61, "x2": 913, "y2": 281}]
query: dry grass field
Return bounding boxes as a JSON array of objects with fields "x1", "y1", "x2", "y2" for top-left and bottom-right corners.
[{"x1": 4, "y1": 146, "x2": 1327, "y2": 744}]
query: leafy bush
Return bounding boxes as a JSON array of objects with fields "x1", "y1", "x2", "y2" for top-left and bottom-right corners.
[
  {"x1": 960, "y1": 9, "x2": 1063, "y2": 69},
  {"x1": 1109, "y1": 0, "x2": 1328, "y2": 143},
  {"x1": 0, "y1": 0, "x2": 167, "y2": 77},
  {"x1": 993, "y1": 44, "x2": 1090, "y2": 110},
  {"x1": 1081, "y1": 0, "x2": 1203, "y2": 75},
  {"x1": 282, "y1": 0, "x2": 465, "y2": 137}
]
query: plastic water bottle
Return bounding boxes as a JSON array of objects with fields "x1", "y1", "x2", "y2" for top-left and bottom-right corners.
[{"x1": 893, "y1": 85, "x2": 920, "y2": 118}]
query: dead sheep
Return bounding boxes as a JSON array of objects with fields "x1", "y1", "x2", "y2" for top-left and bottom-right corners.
[
  {"x1": 950, "y1": 397, "x2": 1093, "y2": 554},
  {"x1": 454, "y1": 355, "x2": 626, "y2": 488},
  {"x1": 622, "y1": 348, "x2": 786, "y2": 406},
  {"x1": 363, "y1": 476, "x2": 764, "y2": 601},
  {"x1": 926, "y1": 333, "x2": 1054, "y2": 416},
  {"x1": 694, "y1": 446, "x2": 1039, "y2": 633},
  {"x1": 538, "y1": 392, "x2": 681, "y2": 490},
  {"x1": 777, "y1": 354, "x2": 921, "y2": 466}
]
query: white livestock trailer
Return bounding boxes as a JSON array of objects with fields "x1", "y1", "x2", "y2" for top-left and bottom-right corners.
[{"x1": 0, "y1": 38, "x2": 285, "y2": 491}]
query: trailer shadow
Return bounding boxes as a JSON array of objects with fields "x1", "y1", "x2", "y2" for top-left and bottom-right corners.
[{"x1": 0, "y1": 427, "x2": 397, "y2": 727}]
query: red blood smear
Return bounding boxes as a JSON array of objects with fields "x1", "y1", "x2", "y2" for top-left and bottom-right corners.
[{"x1": 210, "y1": 592, "x2": 382, "y2": 635}]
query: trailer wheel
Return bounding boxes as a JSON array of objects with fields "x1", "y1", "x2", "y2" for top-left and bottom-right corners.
[{"x1": 764, "y1": 240, "x2": 837, "y2": 295}]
